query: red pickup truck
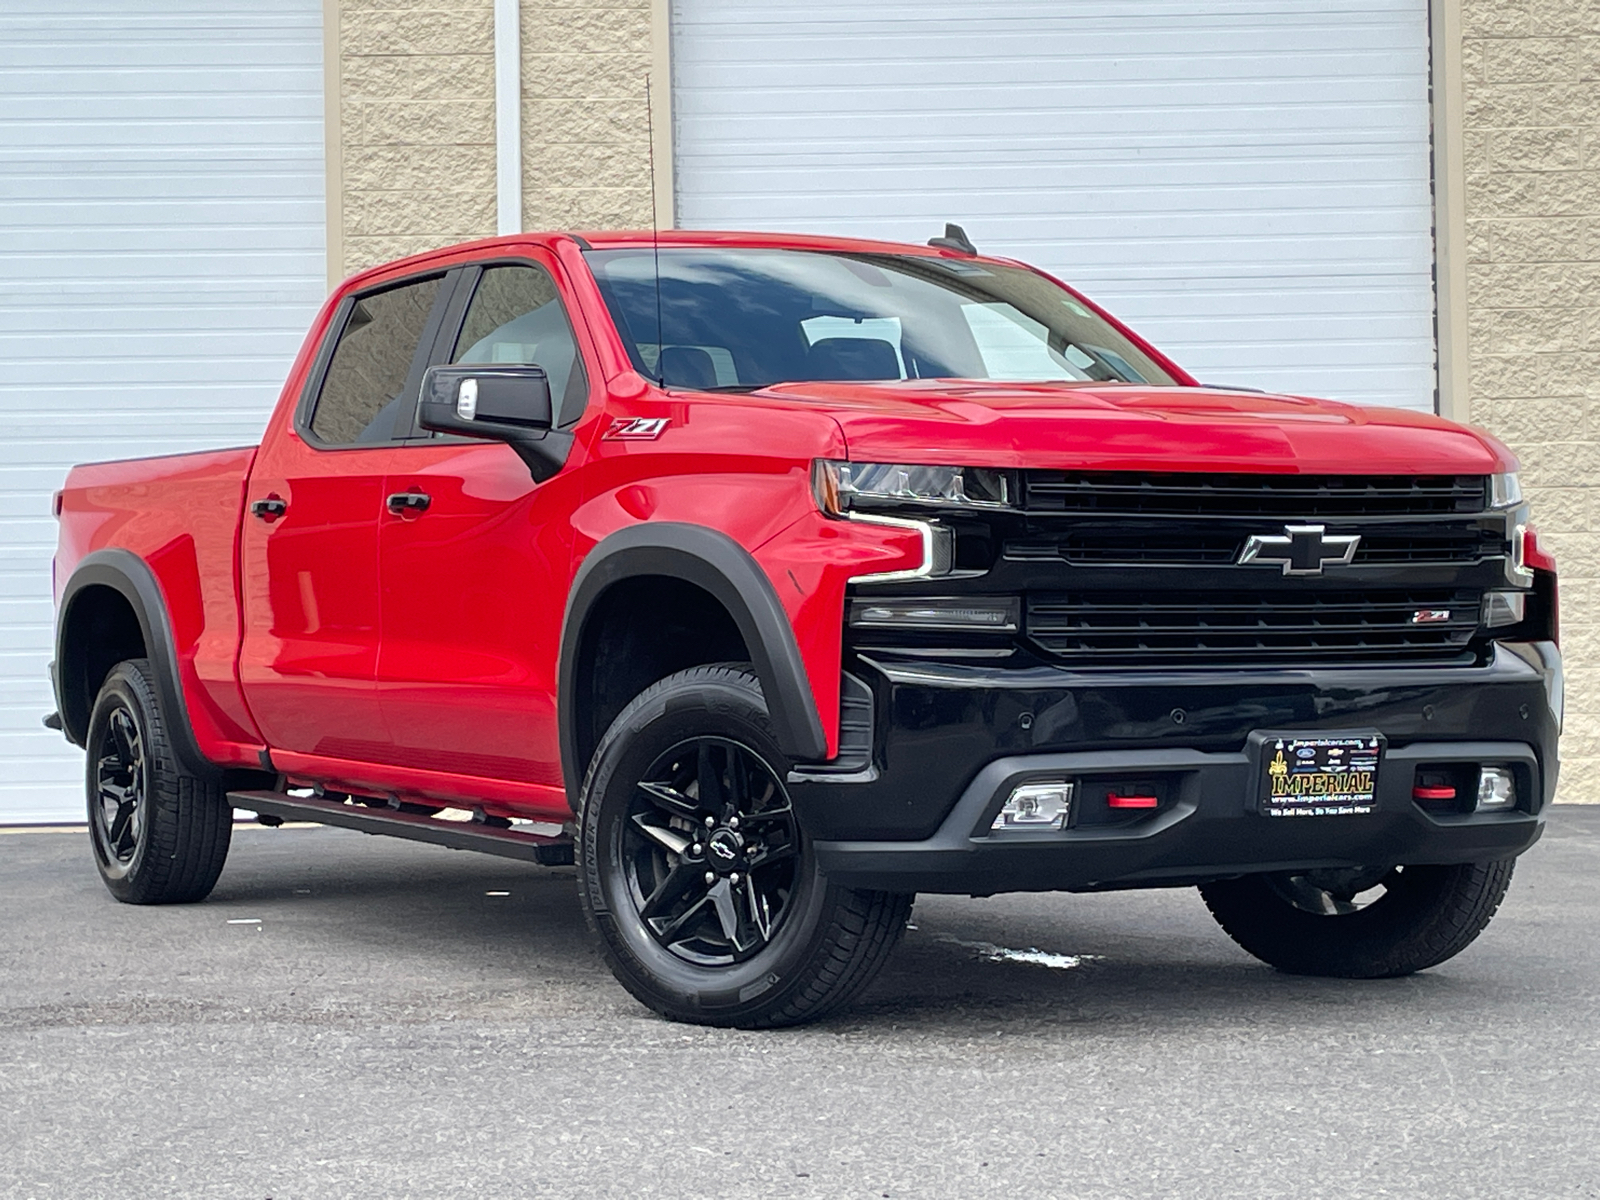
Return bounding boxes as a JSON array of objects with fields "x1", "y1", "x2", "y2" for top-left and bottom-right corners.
[{"x1": 51, "y1": 228, "x2": 1561, "y2": 1027}]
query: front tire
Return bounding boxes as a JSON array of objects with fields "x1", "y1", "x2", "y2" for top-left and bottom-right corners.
[
  {"x1": 1199, "y1": 860, "x2": 1515, "y2": 978},
  {"x1": 86, "y1": 658, "x2": 232, "y2": 904},
  {"x1": 576, "y1": 664, "x2": 912, "y2": 1028}
]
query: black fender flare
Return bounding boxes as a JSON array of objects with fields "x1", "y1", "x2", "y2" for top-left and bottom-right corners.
[
  {"x1": 55, "y1": 548, "x2": 219, "y2": 779},
  {"x1": 558, "y1": 523, "x2": 829, "y2": 805}
]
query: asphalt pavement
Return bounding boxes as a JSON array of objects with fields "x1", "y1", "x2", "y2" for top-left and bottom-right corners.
[{"x1": 3, "y1": 810, "x2": 1598, "y2": 1200}]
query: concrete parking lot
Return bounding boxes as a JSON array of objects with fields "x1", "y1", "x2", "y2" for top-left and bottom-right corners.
[{"x1": 3, "y1": 811, "x2": 1598, "y2": 1200}]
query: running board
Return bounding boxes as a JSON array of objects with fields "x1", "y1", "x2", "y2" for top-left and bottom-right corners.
[{"x1": 226, "y1": 789, "x2": 575, "y2": 866}]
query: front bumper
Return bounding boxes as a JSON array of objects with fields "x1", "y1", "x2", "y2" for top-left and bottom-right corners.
[{"x1": 794, "y1": 642, "x2": 1560, "y2": 895}]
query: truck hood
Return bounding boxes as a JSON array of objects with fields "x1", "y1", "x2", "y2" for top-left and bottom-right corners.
[{"x1": 751, "y1": 380, "x2": 1508, "y2": 475}]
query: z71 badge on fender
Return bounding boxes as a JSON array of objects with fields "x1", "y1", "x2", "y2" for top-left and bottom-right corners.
[{"x1": 605, "y1": 417, "x2": 670, "y2": 440}]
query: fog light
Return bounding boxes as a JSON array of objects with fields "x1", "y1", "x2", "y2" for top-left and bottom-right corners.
[
  {"x1": 1476, "y1": 766, "x2": 1516, "y2": 812},
  {"x1": 992, "y1": 782, "x2": 1074, "y2": 830},
  {"x1": 1481, "y1": 591, "x2": 1526, "y2": 629}
]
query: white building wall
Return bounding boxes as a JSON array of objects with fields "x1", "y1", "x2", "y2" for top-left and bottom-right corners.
[
  {"x1": 0, "y1": 0, "x2": 326, "y2": 823},
  {"x1": 672, "y1": 0, "x2": 1439, "y2": 412}
]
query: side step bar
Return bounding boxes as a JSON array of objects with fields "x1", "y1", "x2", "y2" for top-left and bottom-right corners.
[{"x1": 227, "y1": 789, "x2": 575, "y2": 866}]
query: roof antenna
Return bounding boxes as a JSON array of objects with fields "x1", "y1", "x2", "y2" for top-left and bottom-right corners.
[
  {"x1": 928, "y1": 223, "x2": 977, "y2": 255},
  {"x1": 646, "y1": 74, "x2": 665, "y2": 385}
]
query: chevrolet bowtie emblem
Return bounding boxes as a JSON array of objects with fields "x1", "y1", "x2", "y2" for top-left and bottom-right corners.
[{"x1": 1238, "y1": 524, "x2": 1361, "y2": 575}]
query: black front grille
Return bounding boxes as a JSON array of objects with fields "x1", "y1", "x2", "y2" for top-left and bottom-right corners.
[
  {"x1": 1022, "y1": 472, "x2": 1487, "y2": 518},
  {"x1": 1005, "y1": 524, "x2": 1506, "y2": 568},
  {"x1": 1026, "y1": 589, "x2": 1482, "y2": 666}
]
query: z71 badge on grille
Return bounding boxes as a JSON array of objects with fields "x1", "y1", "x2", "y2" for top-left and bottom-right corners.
[{"x1": 1238, "y1": 524, "x2": 1360, "y2": 575}]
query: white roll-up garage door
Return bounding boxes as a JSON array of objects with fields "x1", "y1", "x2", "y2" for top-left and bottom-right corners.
[
  {"x1": 672, "y1": 0, "x2": 1437, "y2": 411},
  {"x1": 0, "y1": 2, "x2": 326, "y2": 823}
]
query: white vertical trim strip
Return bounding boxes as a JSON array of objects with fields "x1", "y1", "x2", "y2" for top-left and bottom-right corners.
[
  {"x1": 1430, "y1": 0, "x2": 1469, "y2": 423},
  {"x1": 494, "y1": 0, "x2": 522, "y2": 235},
  {"x1": 323, "y1": 0, "x2": 343, "y2": 287},
  {"x1": 651, "y1": 0, "x2": 676, "y2": 227}
]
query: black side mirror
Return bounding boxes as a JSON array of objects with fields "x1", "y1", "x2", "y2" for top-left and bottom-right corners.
[{"x1": 418, "y1": 364, "x2": 573, "y2": 482}]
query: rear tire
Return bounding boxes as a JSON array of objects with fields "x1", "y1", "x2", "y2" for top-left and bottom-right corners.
[
  {"x1": 85, "y1": 658, "x2": 232, "y2": 904},
  {"x1": 576, "y1": 664, "x2": 912, "y2": 1028},
  {"x1": 1199, "y1": 860, "x2": 1515, "y2": 978}
]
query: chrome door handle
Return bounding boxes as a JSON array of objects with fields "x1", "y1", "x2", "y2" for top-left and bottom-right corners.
[
  {"x1": 250, "y1": 496, "x2": 287, "y2": 521},
  {"x1": 386, "y1": 491, "x2": 431, "y2": 515}
]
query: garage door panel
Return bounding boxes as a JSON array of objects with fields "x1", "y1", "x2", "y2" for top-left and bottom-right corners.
[
  {"x1": 685, "y1": 77, "x2": 1426, "y2": 114},
  {"x1": 0, "y1": 1, "x2": 324, "y2": 823},
  {"x1": 0, "y1": 226, "x2": 326, "y2": 259},
  {"x1": 674, "y1": 0, "x2": 1436, "y2": 413},
  {"x1": 0, "y1": 304, "x2": 322, "y2": 337},
  {"x1": 0, "y1": 163, "x2": 322, "y2": 199},
  {"x1": 682, "y1": 127, "x2": 1428, "y2": 161}
]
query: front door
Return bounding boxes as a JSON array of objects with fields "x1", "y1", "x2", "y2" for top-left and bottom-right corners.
[
  {"x1": 239, "y1": 271, "x2": 448, "y2": 759},
  {"x1": 375, "y1": 257, "x2": 593, "y2": 804}
]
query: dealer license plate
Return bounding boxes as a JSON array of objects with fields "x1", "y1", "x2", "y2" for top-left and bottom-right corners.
[{"x1": 1257, "y1": 733, "x2": 1384, "y2": 818}]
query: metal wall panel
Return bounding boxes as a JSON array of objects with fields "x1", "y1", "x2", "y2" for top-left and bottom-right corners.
[
  {"x1": 0, "y1": 1, "x2": 325, "y2": 823},
  {"x1": 672, "y1": 0, "x2": 1437, "y2": 411}
]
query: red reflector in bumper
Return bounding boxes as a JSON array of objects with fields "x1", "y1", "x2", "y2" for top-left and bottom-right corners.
[
  {"x1": 1107, "y1": 793, "x2": 1160, "y2": 810},
  {"x1": 1413, "y1": 785, "x2": 1457, "y2": 801}
]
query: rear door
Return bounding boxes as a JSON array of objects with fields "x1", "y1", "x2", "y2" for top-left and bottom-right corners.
[
  {"x1": 373, "y1": 254, "x2": 594, "y2": 801},
  {"x1": 239, "y1": 270, "x2": 454, "y2": 759}
]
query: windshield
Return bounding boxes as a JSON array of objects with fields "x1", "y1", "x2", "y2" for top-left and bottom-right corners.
[{"x1": 584, "y1": 248, "x2": 1176, "y2": 391}]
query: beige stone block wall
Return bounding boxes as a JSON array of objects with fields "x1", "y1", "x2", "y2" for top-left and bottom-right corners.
[
  {"x1": 335, "y1": 0, "x2": 499, "y2": 277},
  {"x1": 521, "y1": 0, "x2": 655, "y2": 230},
  {"x1": 1462, "y1": 0, "x2": 1600, "y2": 799},
  {"x1": 329, "y1": 0, "x2": 657, "y2": 277}
]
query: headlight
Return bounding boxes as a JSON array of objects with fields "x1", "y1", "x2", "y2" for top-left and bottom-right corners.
[
  {"x1": 813, "y1": 460, "x2": 1008, "y2": 515},
  {"x1": 1489, "y1": 473, "x2": 1523, "y2": 509}
]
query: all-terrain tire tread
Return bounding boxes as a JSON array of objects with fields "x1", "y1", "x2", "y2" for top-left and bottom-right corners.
[
  {"x1": 1199, "y1": 859, "x2": 1515, "y2": 979},
  {"x1": 577, "y1": 663, "x2": 912, "y2": 1029},
  {"x1": 94, "y1": 659, "x2": 231, "y2": 905},
  {"x1": 745, "y1": 887, "x2": 914, "y2": 1029}
]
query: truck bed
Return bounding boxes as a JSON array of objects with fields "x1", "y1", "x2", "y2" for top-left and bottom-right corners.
[{"x1": 55, "y1": 445, "x2": 262, "y2": 760}]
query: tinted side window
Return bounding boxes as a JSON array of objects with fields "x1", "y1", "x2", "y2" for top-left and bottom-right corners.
[
  {"x1": 310, "y1": 275, "x2": 443, "y2": 445},
  {"x1": 452, "y1": 265, "x2": 587, "y2": 425}
]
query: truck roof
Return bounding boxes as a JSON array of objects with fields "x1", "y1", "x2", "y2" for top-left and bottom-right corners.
[{"x1": 340, "y1": 229, "x2": 1015, "y2": 291}]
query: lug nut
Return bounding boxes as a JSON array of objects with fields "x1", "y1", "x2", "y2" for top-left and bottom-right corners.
[
  {"x1": 691, "y1": 843, "x2": 703, "y2": 856},
  {"x1": 704, "y1": 816, "x2": 716, "y2": 828},
  {"x1": 730, "y1": 873, "x2": 741, "y2": 885},
  {"x1": 728, "y1": 816, "x2": 740, "y2": 829},
  {"x1": 704, "y1": 871, "x2": 716, "y2": 884}
]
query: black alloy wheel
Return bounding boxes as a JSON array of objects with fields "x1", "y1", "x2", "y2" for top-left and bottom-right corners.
[
  {"x1": 1266, "y1": 864, "x2": 1403, "y2": 916},
  {"x1": 578, "y1": 664, "x2": 913, "y2": 1028},
  {"x1": 84, "y1": 658, "x2": 233, "y2": 904},
  {"x1": 91, "y1": 703, "x2": 149, "y2": 876},
  {"x1": 624, "y1": 736, "x2": 800, "y2": 965}
]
